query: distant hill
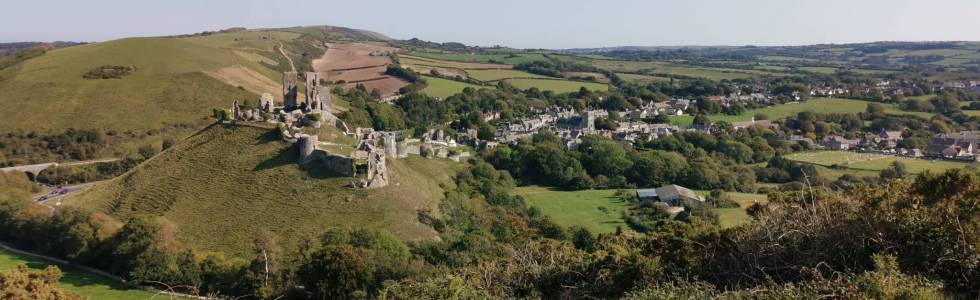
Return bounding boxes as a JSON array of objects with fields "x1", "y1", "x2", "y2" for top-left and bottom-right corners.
[
  {"x1": 68, "y1": 124, "x2": 457, "y2": 256},
  {"x1": 279, "y1": 25, "x2": 392, "y2": 42},
  {"x1": 0, "y1": 41, "x2": 86, "y2": 54}
]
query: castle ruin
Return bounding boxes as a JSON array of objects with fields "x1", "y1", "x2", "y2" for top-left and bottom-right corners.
[{"x1": 227, "y1": 70, "x2": 468, "y2": 189}]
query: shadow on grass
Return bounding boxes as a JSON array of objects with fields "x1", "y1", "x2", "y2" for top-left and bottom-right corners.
[
  {"x1": 254, "y1": 145, "x2": 298, "y2": 171},
  {"x1": 254, "y1": 127, "x2": 282, "y2": 145},
  {"x1": 253, "y1": 143, "x2": 347, "y2": 180}
]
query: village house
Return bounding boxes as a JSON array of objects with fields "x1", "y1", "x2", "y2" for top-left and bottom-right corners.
[
  {"x1": 810, "y1": 86, "x2": 848, "y2": 97},
  {"x1": 820, "y1": 135, "x2": 861, "y2": 151},
  {"x1": 878, "y1": 130, "x2": 904, "y2": 148},
  {"x1": 670, "y1": 99, "x2": 691, "y2": 112},
  {"x1": 925, "y1": 131, "x2": 980, "y2": 160}
]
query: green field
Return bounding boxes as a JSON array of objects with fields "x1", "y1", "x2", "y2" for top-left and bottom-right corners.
[
  {"x1": 408, "y1": 51, "x2": 549, "y2": 65},
  {"x1": 756, "y1": 55, "x2": 819, "y2": 62},
  {"x1": 516, "y1": 186, "x2": 630, "y2": 234},
  {"x1": 515, "y1": 186, "x2": 764, "y2": 233},
  {"x1": 399, "y1": 55, "x2": 511, "y2": 70},
  {"x1": 799, "y1": 66, "x2": 839, "y2": 74},
  {"x1": 69, "y1": 124, "x2": 460, "y2": 256},
  {"x1": 812, "y1": 164, "x2": 880, "y2": 180},
  {"x1": 669, "y1": 115, "x2": 695, "y2": 126},
  {"x1": 579, "y1": 59, "x2": 771, "y2": 81},
  {"x1": 504, "y1": 78, "x2": 608, "y2": 93},
  {"x1": 466, "y1": 69, "x2": 550, "y2": 81},
  {"x1": 671, "y1": 98, "x2": 936, "y2": 126},
  {"x1": 786, "y1": 151, "x2": 975, "y2": 175},
  {"x1": 422, "y1": 76, "x2": 489, "y2": 98},
  {"x1": 617, "y1": 73, "x2": 673, "y2": 83},
  {"x1": 0, "y1": 248, "x2": 159, "y2": 299},
  {"x1": 694, "y1": 190, "x2": 766, "y2": 228},
  {"x1": 754, "y1": 65, "x2": 792, "y2": 72}
]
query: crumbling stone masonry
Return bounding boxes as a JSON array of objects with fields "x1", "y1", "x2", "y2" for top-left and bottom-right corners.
[
  {"x1": 283, "y1": 71, "x2": 298, "y2": 109},
  {"x1": 364, "y1": 149, "x2": 388, "y2": 188},
  {"x1": 305, "y1": 72, "x2": 320, "y2": 104},
  {"x1": 226, "y1": 71, "x2": 405, "y2": 189},
  {"x1": 296, "y1": 134, "x2": 356, "y2": 176},
  {"x1": 298, "y1": 134, "x2": 318, "y2": 164},
  {"x1": 260, "y1": 93, "x2": 275, "y2": 112}
]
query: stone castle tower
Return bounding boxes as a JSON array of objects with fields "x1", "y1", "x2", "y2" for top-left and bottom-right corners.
[
  {"x1": 283, "y1": 72, "x2": 298, "y2": 109},
  {"x1": 298, "y1": 134, "x2": 318, "y2": 164},
  {"x1": 383, "y1": 132, "x2": 397, "y2": 159},
  {"x1": 305, "y1": 72, "x2": 319, "y2": 105}
]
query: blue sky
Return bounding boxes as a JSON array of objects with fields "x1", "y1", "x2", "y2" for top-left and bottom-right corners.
[{"x1": 4, "y1": 0, "x2": 980, "y2": 48}]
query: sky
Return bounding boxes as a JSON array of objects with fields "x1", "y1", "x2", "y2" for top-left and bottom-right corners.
[{"x1": 4, "y1": 0, "x2": 980, "y2": 49}]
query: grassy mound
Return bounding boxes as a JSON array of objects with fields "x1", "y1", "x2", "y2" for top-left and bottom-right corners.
[{"x1": 68, "y1": 124, "x2": 458, "y2": 256}]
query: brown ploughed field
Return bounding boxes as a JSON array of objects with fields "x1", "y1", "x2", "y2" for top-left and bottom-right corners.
[{"x1": 314, "y1": 42, "x2": 408, "y2": 96}]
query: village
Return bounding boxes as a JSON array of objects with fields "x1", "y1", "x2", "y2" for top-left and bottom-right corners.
[
  {"x1": 252, "y1": 68, "x2": 980, "y2": 211},
  {"x1": 470, "y1": 88, "x2": 980, "y2": 162}
]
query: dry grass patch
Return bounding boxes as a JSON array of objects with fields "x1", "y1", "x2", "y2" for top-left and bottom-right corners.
[{"x1": 205, "y1": 65, "x2": 281, "y2": 96}]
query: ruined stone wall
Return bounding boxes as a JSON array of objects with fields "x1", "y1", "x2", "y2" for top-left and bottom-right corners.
[
  {"x1": 321, "y1": 153, "x2": 354, "y2": 176},
  {"x1": 260, "y1": 93, "x2": 275, "y2": 112},
  {"x1": 298, "y1": 134, "x2": 318, "y2": 163},
  {"x1": 305, "y1": 72, "x2": 319, "y2": 104},
  {"x1": 283, "y1": 72, "x2": 298, "y2": 109},
  {"x1": 364, "y1": 151, "x2": 388, "y2": 188},
  {"x1": 383, "y1": 132, "x2": 397, "y2": 159}
]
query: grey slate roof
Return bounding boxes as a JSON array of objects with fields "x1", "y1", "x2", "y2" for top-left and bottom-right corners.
[
  {"x1": 655, "y1": 184, "x2": 701, "y2": 201},
  {"x1": 636, "y1": 185, "x2": 703, "y2": 202},
  {"x1": 636, "y1": 188, "x2": 658, "y2": 199}
]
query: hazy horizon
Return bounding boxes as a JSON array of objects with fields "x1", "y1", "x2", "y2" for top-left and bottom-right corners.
[{"x1": 5, "y1": 0, "x2": 980, "y2": 49}]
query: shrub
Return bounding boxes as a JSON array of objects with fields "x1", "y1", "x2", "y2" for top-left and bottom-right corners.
[{"x1": 82, "y1": 65, "x2": 135, "y2": 79}]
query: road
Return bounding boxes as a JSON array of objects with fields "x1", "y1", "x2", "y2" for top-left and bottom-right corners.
[{"x1": 34, "y1": 181, "x2": 100, "y2": 205}]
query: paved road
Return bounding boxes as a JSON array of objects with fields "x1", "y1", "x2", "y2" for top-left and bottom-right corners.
[{"x1": 34, "y1": 181, "x2": 102, "y2": 207}]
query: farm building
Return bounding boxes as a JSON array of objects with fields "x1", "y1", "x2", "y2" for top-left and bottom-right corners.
[
  {"x1": 636, "y1": 185, "x2": 704, "y2": 208},
  {"x1": 820, "y1": 135, "x2": 860, "y2": 151}
]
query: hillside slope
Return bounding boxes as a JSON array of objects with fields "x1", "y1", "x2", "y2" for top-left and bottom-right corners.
[
  {"x1": 0, "y1": 31, "x2": 298, "y2": 132},
  {"x1": 67, "y1": 124, "x2": 457, "y2": 256},
  {"x1": 0, "y1": 25, "x2": 386, "y2": 133}
]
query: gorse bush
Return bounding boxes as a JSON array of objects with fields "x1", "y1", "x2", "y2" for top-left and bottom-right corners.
[{"x1": 82, "y1": 65, "x2": 135, "y2": 79}]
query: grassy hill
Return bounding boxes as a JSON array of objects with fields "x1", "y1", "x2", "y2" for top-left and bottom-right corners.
[
  {"x1": 0, "y1": 34, "x2": 289, "y2": 132},
  {"x1": 0, "y1": 26, "x2": 382, "y2": 165},
  {"x1": 67, "y1": 124, "x2": 459, "y2": 256}
]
